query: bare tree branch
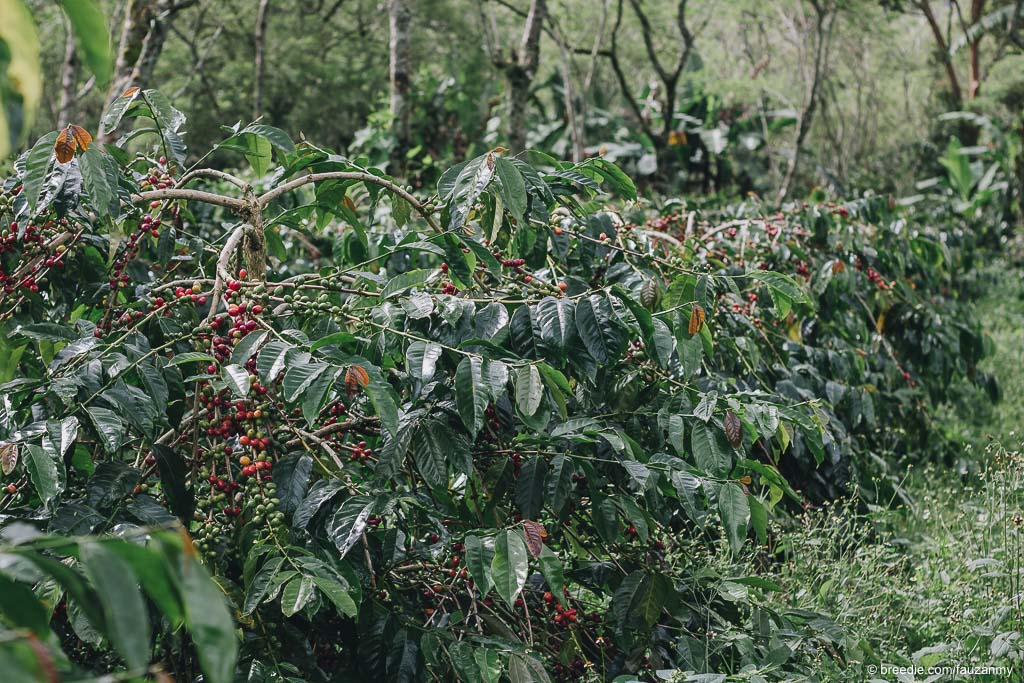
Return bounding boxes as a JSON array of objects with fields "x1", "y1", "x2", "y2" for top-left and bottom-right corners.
[
  {"x1": 779, "y1": 0, "x2": 836, "y2": 199},
  {"x1": 916, "y1": 0, "x2": 964, "y2": 104}
]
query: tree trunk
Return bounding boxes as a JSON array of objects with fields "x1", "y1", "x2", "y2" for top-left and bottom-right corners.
[
  {"x1": 505, "y1": 0, "x2": 546, "y2": 153},
  {"x1": 57, "y1": 19, "x2": 78, "y2": 129},
  {"x1": 99, "y1": 0, "x2": 188, "y2": 141},
  {"x1": 779, "y1": 1, "x2": 834, "y2": 200},
  {"x1": 968, "y1": 0, "x2": 986, "y2": 99},
  {"x1": 917, "y1": 0, "x2": 963, "y2": 105},
  {"x1": 505, "y1": 69, "x2": 531, "y2": 154},
  {"x1": 389, "y1": 0, "x2": 413, "y2": 174},
  {"x1": 253, "y1": 0, "x2": 272, "y2": 120}
]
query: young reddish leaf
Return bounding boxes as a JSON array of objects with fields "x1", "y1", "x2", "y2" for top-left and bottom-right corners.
[
  {"x1": 345, "y1": 365, "x2": 370, "y2": 397},
  {"x1": 522, "y1": 519, "x2": 547, "y2": 558},
  {"x1": 70, "y1": 124, "x2": 92, "y2": 152},
  {"x1": 725, "y1": 411, "x2": 742, "y2": 448},
  {"x1": 688, "y1": 304, "x2": 706, "y2": 337},
  {"x1": 54, "y1": 128, "x2": 77, "y2": 163}
]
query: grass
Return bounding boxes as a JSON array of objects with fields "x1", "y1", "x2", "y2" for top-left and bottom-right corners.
[{"x1": 741, "y1": 259, "x2": 1024, "y2": 682}]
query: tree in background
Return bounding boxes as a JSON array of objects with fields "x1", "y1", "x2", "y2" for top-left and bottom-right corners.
[
  {"x1": 605, "y1": 0, "x2": 699, "y2": 175},
  {"x1": 99, "y1": 0, "x2": 195, "y2": 141},
  {"x1": 389, "y1": 0, "x2": 414, "y2": 173},
  {"x1": 7, "y1": 0, "x2": 1024, "y2": 200},
  {"x1": 481, "y1": 0, "x2": 547, "y2": 152}
]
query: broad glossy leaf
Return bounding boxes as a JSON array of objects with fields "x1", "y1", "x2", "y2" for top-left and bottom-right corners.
[
  {"x1": 464, "y1": 534, "x2": 494, "y2": 597},
  {"x1": 231, "y1": 330, "x2": 268, "y2": 365},
  {"x1": 177, "y1": 553, "x2": 238, "y2": 683},
  {"x1": 691, "y1": 423, "x2": 731, "y2": 477},
  {"x1": 81, "y1": 543, "x2": 151, "y2": 670},
  {"x1": 515, "y1": 364, "x2": 544, "y2": 417},
  {"x1": 222, "y1": 363, "x2": 251, "y2": 397},
  {"x1": 79, "y1": 146, "x2": 114, "y2": 216},
  {"x1": 243, "y1": 556, "x2": 286, "y2": 615},
  {"x1": 537, "y1": 545, "x2": 564, "y2": 600},
  {"x1": 23, "y1": 132, "x2": 58, "y2": 213},
  {"x1": 575, "y1": 294, "x2": 619, "y2": 363},
  {"x1": 515, "y1": 457, "x2": 546, "y2": 519},
  {"x1": 24, "y1": 443, "x2": 64, "y2": 507},
  {"x1": 612, "y1": 570, "x2": 673, "y2": 628},
  {"x1": 58, "y1": 0, "x2": 113, "y2": 84},
  {"x1": 718, "y1": 483, "x2": 750, "y2": 554},
  {"x1": 328, "y1": 495, "x2": 374, "y2": 559},
  {"x1": 536, "y1": 296, "x2": 575, "y2": 352},
  {"x1": 257, "y1": 340, "x2": 293, "y2": 383},
  {"x1": 0, "y1": 573, "x2": 49, "y2": 636},
  {"x1": 280, "y1": 576, "x2": 315, "y2": 617},
  {"x1": 456, "y1": 356, "x2": 489, "y2": 435},
  {"x1": 490, "y1": 530, "x2": 528, "y2": 609},
  {"x1": 508, "y1": 652, "x2": 552, "y2": 683},
  {"x1": 282, "y1": 362, "x2": 328, "y2": 402},
  {"x1": 494, "y1": 157, "x2": 527, "y2": 223},
  {"x1": 310, "y1": 574, "x2": 357, "y2": 617}
]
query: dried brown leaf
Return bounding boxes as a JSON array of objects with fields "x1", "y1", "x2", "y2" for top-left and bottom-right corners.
[
  {"x1": 0, "y1": 442, "x2": 18, "y2": 476},
  {"x1": 69, "y1": 124, "x2": 92, "y2": 152},
  {"x1": 688, "y1": 304, "x2": 706, "y2": 337},
  {"x1": 54, "y1": 128, "x2": 77, "y2": 163},
  {"x1": 725, "y1": 411, "x2": 743, "y2": 448},
  {"x1": 522, "y1": 519, "x2": 547, "y2": 557}
]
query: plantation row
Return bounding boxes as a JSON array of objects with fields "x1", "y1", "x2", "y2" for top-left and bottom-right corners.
[{"x1": 0, "y1": 92, "x2": 992, "y2": 682}]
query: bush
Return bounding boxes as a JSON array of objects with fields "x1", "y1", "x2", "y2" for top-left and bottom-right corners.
[{"x1": 0, "y1": 92, "x2": 993, "y2": 681}]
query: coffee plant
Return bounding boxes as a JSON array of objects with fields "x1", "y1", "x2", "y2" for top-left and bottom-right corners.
[{"x1": 0, "y1": 91, "x2": 993, "y2": 682}]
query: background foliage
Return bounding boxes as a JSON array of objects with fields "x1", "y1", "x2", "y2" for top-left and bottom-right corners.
[{"x1": 0, "y1": 1, "x2": 1021, "y2": 682}]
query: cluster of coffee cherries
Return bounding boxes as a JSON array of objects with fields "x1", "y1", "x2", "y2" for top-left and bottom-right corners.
[
  {"x1": 0, "y1": 211, "x2": 70, "y2": 294},
  {"x1": 547, "y1": 594, "x2": 583, "y2": 629},
  {"x1": 727, "y1": 292, "x2": 764, "y2": 328},
  {"x1": 499, "y1": 255, "x2": 539, "y2": 285},
  {"x1": 138, "y1": 160, "x2": 173, "y2": 192},
  {"x1": 348, "y1": 440, "x2": 373, "y2": 463},
  {"x1": 198, "y1": 269, "x2": 268, "y2": 365},
  {"x1": 623, "y1": 338, "x2": 646, "y2": 362},
  {"x1": 109, "y1": 213, "x2": 163, "y2": 290},
  {"x1": 543, "y1": 592, "x2": 609, "y2": 681},
  {"x1": 324, "y1": 400, "x2": 348, "y2": 423},
  {"x1": 0, "y1": 219, "x2": 48, "y2": 253},
  {"x1": 171, "y1": 281, "x2": 209, "y2": 306},
  {"x1": 645, "y1": 211, "x2": 683, "y2": 234},
  {"x1": 192, "y1": 467, "x2": 280, "y2": 564},
  {"x1": 866, "y1": 267, "x2": 890, "y2": 291},
  {"x1": 197, "y1": 472, "x2": 243, "y2": 519},
  {"x1": 434, "y1": 262, "x2": 459, "y2": 295},
  {"x1": 509, "y1": 450, "x2": 523, "y2": 476}
]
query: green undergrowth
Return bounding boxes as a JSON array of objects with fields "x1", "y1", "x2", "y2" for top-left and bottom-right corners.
[{"x1": 725, "y1": 258, "x2": 1024, "y2": 682}]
